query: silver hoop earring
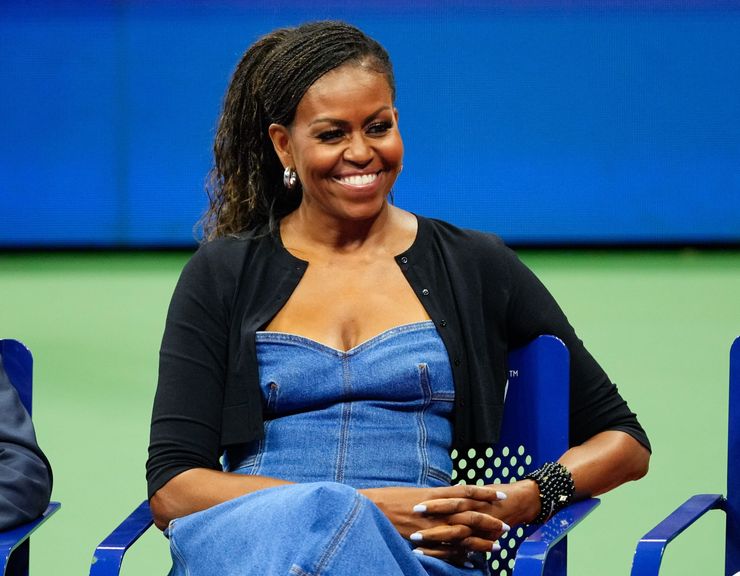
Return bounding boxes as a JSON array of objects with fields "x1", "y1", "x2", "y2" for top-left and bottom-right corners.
[{"x1": 283, "y1": 166, "x2": 298, "y2": 190}]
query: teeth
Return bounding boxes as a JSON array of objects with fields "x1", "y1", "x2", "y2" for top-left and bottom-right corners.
[{"x1": 338, "y1": 173, "x2": 378, "y2": 186}]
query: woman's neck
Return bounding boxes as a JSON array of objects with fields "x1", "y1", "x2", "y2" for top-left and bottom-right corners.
[{"x1": 281, "y1": 202, "x2": 414, "y2": 258}]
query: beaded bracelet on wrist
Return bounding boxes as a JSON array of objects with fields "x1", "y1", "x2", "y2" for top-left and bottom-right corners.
[{"x1": 523, "y1": 461, "x2": 575, "y2": 524}]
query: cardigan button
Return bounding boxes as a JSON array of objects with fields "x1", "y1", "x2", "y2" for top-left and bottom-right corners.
[
  {"x1": 400, "y1": 256, "x2": 408, "y2": 264},
  {"x1": 422, "y1": 289, "x2": 429, "y2": 296},
  {"x1": 454, "y1": 358, "x2": 461, "y2": 366},
  {"x1": 440, "y1": 320, "x2": 447, "y2": 327}
]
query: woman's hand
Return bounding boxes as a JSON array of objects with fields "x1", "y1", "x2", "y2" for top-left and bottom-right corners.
[{"x1": 360, "y1": 484, "x2": 516, "y2": 564}]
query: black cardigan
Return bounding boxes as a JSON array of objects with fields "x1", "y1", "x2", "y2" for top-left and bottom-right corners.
[{"x1": 147, "y1": 216, "x2": 649, "y2": 498}]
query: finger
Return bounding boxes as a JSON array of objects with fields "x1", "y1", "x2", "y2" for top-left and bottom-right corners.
[
  {"x1": 454, "y1": 484, "x2": 508, "y2": 502},
  {"x1": 412, "y1": 526, "x2": 497, "y2": 554},
  {"x1": 412, "y1": 545, "x2": 465, "y2": 561},
  {"x1": 459, "y1": 535, "x2": 503, "y2": 553},
  {"x1": 410, "y1": 524, "x2": 473, "y2": 544},
  {"x1": 446, "y1": 510, "x2": 500, "y2": 534},
  {"x1": 449, "y1": 511, "x2": 511, "y2": 537},
  {"x1": 414, "y1": 495, "x2": 504, "y2": 515},
  {"x1": 414, "y1": 488, "x2": 507, "y2": 514}
]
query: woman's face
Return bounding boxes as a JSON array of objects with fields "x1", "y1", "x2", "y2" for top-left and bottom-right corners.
[{"x1": 269, "y1": 63, "x2": 403, "y2": 222}]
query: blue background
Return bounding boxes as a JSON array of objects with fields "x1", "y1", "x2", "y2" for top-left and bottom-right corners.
[{"x1": 1, "y1": 1, "x2": 739, "y2": 247}]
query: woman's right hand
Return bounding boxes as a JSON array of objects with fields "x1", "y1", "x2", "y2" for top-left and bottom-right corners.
[{"x1": 359, "y1": 484, "x2": 511, "y2": 564}]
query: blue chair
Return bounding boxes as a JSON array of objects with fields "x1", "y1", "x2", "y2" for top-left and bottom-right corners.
[
  {"x1": 630, "y1": 336, "x2": 739, "y2": 576},
  {"x1": 0, "y1": 339, "x2": 60, "y2": 576},
  {"x1": 90, "y1": 335, "x2": 599, "y2": 576}
]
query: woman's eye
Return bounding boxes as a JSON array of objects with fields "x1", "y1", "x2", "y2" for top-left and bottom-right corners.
[
  {"x1": 367, "y1": 121, "x2": 392, "y2": 135},
  {"x1": 317, "y1": 129, "x2": 344, "y2": 142}
]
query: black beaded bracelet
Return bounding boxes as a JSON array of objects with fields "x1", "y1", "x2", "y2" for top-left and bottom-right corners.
[{"x1": 523, "y1": 462, "x2": 575, "y2": 524}]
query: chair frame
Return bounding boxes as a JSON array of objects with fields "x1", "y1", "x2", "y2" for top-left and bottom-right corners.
[
  {"x1": 90, "y1": 335, "x2": 599, "y2": 576},
  {"x1": 0, "y1": 339, "x2": 61, "y2": 576},
  {"x1": 630, "y1": 336, "x2": 739, "y2": 576}
]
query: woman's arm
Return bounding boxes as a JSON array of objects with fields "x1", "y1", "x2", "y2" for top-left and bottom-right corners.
[
  {"x1": 561, "y1": 429, "x2": 650, "y2": 498},
  {"x1": 487, "y1": 429, "x2": 650, "y2": 527},
  {"x1": 149, "y1": 469, "x2": 292, "y2": 530},
  {"x1": 404, "y1": 429, "x2": 649, "y2": 559}
]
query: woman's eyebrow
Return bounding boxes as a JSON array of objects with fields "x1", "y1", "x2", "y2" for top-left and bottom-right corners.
[{"x1": 308, "y1": 105, "x2": 392, "y2": 128}]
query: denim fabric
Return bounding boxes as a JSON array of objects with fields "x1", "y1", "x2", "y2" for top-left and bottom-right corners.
[
  {"x1": 167, "y1": 322, "x2": 488, "y2": 575},
  {"x1": 168, "y1": 482, "x2": 488, "y2": 575},
  {"x1": 226, "y1": 321, "x2": 456, "y2": 488}
]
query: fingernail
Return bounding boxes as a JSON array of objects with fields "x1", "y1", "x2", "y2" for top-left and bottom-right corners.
[
  {"x1": 464, "y1": 561, "x2": 475, "y2": 568},
  {"x1": 502, "y1": 522, "x2": 511, "y2": 533},
  {"x1": 413, "y1": 504, "x2": 427, "y2": 513},
  {"x1": 496, "y1": 491, "x2": 507, "y2": 500},
  {"x1": 492, "y1": 542, "x2": 502, "y2": 552},
  {"x1": 410, "y1": 532, "x2": 423, "y2": 542},
  {"x1": 413, "y1": 548, "x2": 425, "y2": 556}
]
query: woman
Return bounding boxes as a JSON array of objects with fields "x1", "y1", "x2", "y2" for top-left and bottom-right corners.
[{"x1": 147, "y1": 21, "x2": 650, "y2": 575}]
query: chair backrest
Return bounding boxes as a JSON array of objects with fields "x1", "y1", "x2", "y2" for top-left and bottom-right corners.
[
  {"x1": 727, "y1": 337, "x2": 739, "y2": 573},
  {"x1": 0, "y1": 340, "x2": 33, "y2": 416},
  {"x1": 451, "y1": 335, "x2": 569, "y2": 576}
]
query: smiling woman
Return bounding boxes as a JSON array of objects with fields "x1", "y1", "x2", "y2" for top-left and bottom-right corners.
[
  {"x1": 268, "y1": 64, "x2": 403, "y2": 225},
  {"x1": 146, "y1": 20, "x2": 650, "y2": 576}
]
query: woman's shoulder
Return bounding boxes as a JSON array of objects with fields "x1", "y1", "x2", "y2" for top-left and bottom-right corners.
[
  {"x1": 181, "y1": 230, "x2": 278, "y2": 284},
  {"x1": 193, "y1": 229, "x2": 275, "y2": 262},
  {"x1": 418, "y1": 215, "x2": 512, "y2": 259}
]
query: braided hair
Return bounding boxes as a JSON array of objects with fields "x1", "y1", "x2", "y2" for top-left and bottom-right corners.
[{"x1": 199, "y1": 21, "x2": 396, "y2": 239}]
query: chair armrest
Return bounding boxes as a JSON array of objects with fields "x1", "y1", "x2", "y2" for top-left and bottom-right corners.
[
  {"x1": 629, "y1": 493, "x2": 725, "y2": 576},
  {"x1": 513, "y1": 497, "x2": 600, "y2": 576},
  {"x1": 0, "y1": 502, "x2": 61, "y2": 575},
  {"x1": 89, "y1": 501, "x2": 154, "y2": 576}
]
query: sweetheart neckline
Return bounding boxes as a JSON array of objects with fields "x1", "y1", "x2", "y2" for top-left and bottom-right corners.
[{"x1": 256, "y1": 320, "x2": 437, "y2": 356}]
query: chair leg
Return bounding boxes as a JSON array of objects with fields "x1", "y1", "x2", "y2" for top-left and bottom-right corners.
[
  {"x1": 542, "y1": 539, "x2": 566, "y2": 576},
  {"x1": 6, "y1": 540, "x2": 29, "y2": 576}
]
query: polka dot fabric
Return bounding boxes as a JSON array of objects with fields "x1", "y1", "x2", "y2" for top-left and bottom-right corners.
[{"x1": 450, "y1": 444, "x2": 536, "y2": 576}]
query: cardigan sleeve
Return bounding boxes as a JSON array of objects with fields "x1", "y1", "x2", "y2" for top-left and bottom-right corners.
[
  {"x1": 0, "y1": 357, "x2": 53, "y2": 530},
  {"x1": 146, "y1": 242, "x2": 235, "y2": 499},
  {"x1": 504, "y1": 247, "x2": 651, "y2": 452}
]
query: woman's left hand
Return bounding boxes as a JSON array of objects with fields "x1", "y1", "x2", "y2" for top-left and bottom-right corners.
[
  {"x1": 360, "y1": 482, "x2": 539, "y2": 565},
  {"x1": 407, "y1": 479, "x2": 540, "y2": 560}
]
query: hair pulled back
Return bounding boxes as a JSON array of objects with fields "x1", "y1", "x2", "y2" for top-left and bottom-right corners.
[{"x1": 200, "y1": 21, "x2": 396, "y2": 239}]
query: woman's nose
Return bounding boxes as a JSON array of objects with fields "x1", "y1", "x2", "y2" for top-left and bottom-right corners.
[{"x1": 343, "y1": 134, "x2": 372, "y2": 165}]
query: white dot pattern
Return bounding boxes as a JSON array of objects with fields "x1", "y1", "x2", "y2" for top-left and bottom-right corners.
[{"x1": 450, "y1": 444, "x2": 537, "y2": 575}]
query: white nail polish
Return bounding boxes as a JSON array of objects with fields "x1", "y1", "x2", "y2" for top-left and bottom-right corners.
[
  {"x1": 412, "y1": 548, "x2": 425, "y2": 556},
  {"x1": 413, "y1": 504, "x2": 427, "y2": 513},
  {"x1": 464, "y1": 561, "x2": 475, "y2": 568},
  {"x1": 502, "y1": 522, "x2": 511, "y2": 533},
  {"x1": 410, "y1": 532, "x2": 423, "y2": 542},
  {"x1": 496, "y1": 491, "x2": 507, "y2": 500},
  {"x1": 492, "y1": 542, "x2": 502, "y2": 552}
]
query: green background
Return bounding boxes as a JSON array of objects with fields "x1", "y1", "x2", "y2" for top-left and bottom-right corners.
[{"x1": 1, "y1": 249, "x2": 738, "y2": 575}]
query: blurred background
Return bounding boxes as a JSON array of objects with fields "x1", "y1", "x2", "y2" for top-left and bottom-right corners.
[{"x1": 1, "y1": 1, "x2": 739, "y2": 575}]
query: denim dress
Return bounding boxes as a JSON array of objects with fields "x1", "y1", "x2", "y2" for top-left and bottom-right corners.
[{"x1": 166, "y1": 321, "x2": 489, "y2": 575}]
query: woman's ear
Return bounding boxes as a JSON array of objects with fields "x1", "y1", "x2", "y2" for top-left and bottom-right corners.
[{"x1": 268, "y1": 123, "x2": 292, "y2": 168}]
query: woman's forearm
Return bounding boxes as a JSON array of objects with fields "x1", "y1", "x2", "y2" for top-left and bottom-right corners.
[
  {"x1": 559, "y1": 430, "x2": 650, "y2": 499},
  {"x1": 149, "y1": 468, "x2": 292, "y2": 530},
  {"x1": 491, "y1": 430, "x2": 650, "y2": 527}
]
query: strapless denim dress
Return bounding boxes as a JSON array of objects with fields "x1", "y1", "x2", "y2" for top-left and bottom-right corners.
[{"x1": 166, "y1": 321, "x2": 489, "y2": 576}]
